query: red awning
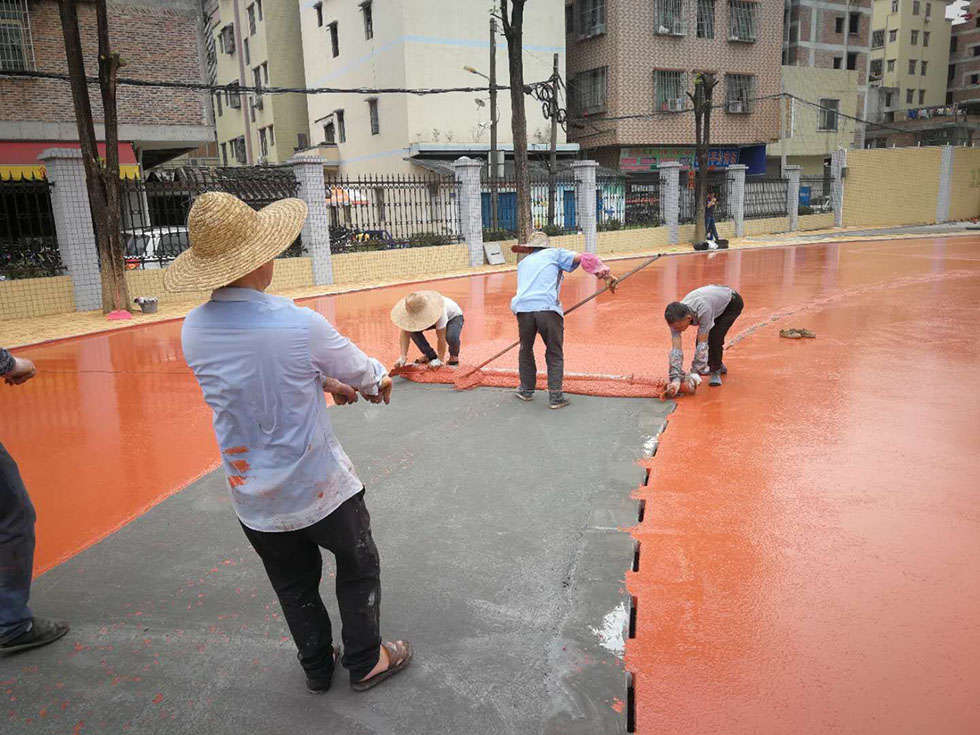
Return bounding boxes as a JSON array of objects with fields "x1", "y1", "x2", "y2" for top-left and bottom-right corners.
[{"x1": 0, "y1": 140, "x2": 139, "y2": 178}]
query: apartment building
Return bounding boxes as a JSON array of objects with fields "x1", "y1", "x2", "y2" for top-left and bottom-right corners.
[
  {"x1": 868, "y1": 0, "x2": 952, "y2": 118},
  {"x1": 782, "y1": 0, "x2": 871, "y2": 148},
  {"x1": 947, "y1": 14, "x2": 980, "y2": 111},
  {"x1": 0, "y1": 0, "x2": 211, "y2": 175},
  {"x1": 564, "y1": 0, "x2": 783, "y2": 174},
  {"x1": 207, "y1": 0, "x2": 309, "y2": 166},
  {"x1": 299, "y1": 0, "x2": 571, "y2": 175}
]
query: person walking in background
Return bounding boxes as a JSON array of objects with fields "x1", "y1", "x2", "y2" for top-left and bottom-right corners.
[
  {"x1": 705, "y1": 191, "x2": 721, "y2": 244},
  {"x1": 510, "y1": 231, "x2": 617, "y2": 409},
  {"x1": 663, "y1": 284, "x2": 744, "y2": 395},
  {"x1": 1, "y1": 349, "x2": 70, "y2": 654},
  {"x1": 169, "y1": 192, "x2": 411, "y2": 693},
  {"x1": 391, "y1": 291, "x2": 464, "y2": 368}
]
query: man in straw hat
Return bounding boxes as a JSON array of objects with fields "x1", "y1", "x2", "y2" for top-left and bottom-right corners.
[
  {"x1": 167, "y1": 192, "x2": 411, "y2": 693},
  {"x1": 510, "y1": 230, "x2": 616, "y2": 409},
  {"x1": 390, "y1": 290, "x2": 464, "y2": 368}
]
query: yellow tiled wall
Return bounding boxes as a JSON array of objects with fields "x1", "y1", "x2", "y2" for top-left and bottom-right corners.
[
  {"x1": 331, "y1": 245, "x2": 471, "y2": 286},
  {"x1": 799, "y1": 213, "x2": 836, "y2": 231},
  {"x1": 843, "y1": 147, "x2": 943, "y2": 227},
  {"x1": 949, "y1": 147, "x2": 980, "y2": 222},
  {"x1": 0, "y1": 276, "x2": 75, "y2": 320}
]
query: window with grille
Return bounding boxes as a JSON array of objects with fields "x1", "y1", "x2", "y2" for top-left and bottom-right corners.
[
  {"x1": 215, "y1": 93, "x2": 223, "y2": 117},
  {"x1": 361, "y1": 1, "x2": 373, "y2": 40},
  {"x1": 918, "y1": 89, "x2": 925, "y2": 104},
  {"x1": 887, "y1": 59, "x2": 895, "y2": 72},
  {"x1": 0, "y1": 0, "x2": 33, "y2": 71},
  {"x1": 908, "y1": 59, "x2": 916, "y2": 74},
  {"x1": 247, "y1": 4, "x2": 256, "y2": 36},
  {"x1": 227, "y1": 82, "x2": 242, "y2": 109},
  {"x1": 906, "y1": 88, "x2": 914, "y2": 103},
  {"x1": 654, "y1": 70, "x2": 686, "y2": 111},
  {"x1": 579, "y1": 0, "x2": 605, "y2": 37},
  {"x1": 925, "y1": 2, "x2": 931, "y2": 17},
  {"x1": 368, "y1": 98, "x2": 380, "y2": 134},
  {"x1": 267, "y1": 125, "x2": 274, "y2": 145},
  {"x1": 923, "y1": 31, "x2": 929, "y2": 47},
  {"x1": 870, "y1": 59, "x2": 882, "y2": 78},
  {"x1": 872, "y1": 29, "x2": 884, "y2": 48},
  {"x1": 234, "y1": 136, "x2": 247, "y2": 164},
  {"x1": 323, "y1": 121, "x2": 336, "y2": 144},
  {"x1": 575, "y1": 67, "x2": 608, "y2": 114},
  {"x1": 315, "y1": 2, "x2": 323, "y2": 27},
  {"x1": 259, "y1": 127, "x2": 268, "y2": 156},
  {"x1": 912, "y1": 0, "x2": 919, "y2": 15},
  {"x1": 221, "y1": 143, "x2": 228, "y2": 166},
  {"x1": 725, "y1": 74, "x2": 754, "y2": 113},
  {"x1": 329, "y1": 22, "x2": 339, "y2": 57},
  {"x1": 220, "y1": 24, "x2": 235, "y2": 54},
  {"x1": 243, "y1": 38, "x2": 250, "y2": 64},
  {"x1": 889, "y1": 29, "x2": 896, "y2": 42},
  {"x1": 256, "y1": 0, "x2": 262, "y2": 21},
  {"x1": 835, "y1": 16, "x2": 843, "y2": 33},
  {"x1": 910, "y1": 30, "x2": 918, "y2": 44},
  {"x1": 972, "y1": 74, "x2": 979, "y2": 85},
  {"x1": 336, "y1": 110, "x2": 346, "y2": 142},
  {"x1": 847, "y1": 52, "x2": 857, "y2": 70},
  {"x1": 849, "y1": 12, "x2": 859, "y2": 34},
  {"x1": 655, "y1": 0, "x2": 685, "y2": 35},
  {"x1": 729, "y1": 1, "x2": 758, "y2": 42},
  {"x1": 697, "y1": 0, "x2": 715, "y2": 38},
  {"x1": 921, "y1": 60, "x2": 927, "y2": 75},
  {"x1": 891, "y1": 0, "x2": 898, "y2": 10},
  {"x1": 818, "y1": 99, "x2": 838, "y2": 131}
]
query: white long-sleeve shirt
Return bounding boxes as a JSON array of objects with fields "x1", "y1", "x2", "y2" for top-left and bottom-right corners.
[{"x1": 181, "y1": 287, "x2": 387, "y2": 532}]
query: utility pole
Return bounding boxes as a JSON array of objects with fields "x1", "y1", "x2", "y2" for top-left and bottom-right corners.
[
  {"x1": 489, "y1": 17, "x2": 499, "y2": 230},
  {"x1": 547, "y1": 52, "x2": 559, "y2": 227},
  {"x1": 688, "y1": 72, "x2": 717, "y2": 244},
  {"x1": 500, "y1": 0, "x2": 531, "y2": 244}
]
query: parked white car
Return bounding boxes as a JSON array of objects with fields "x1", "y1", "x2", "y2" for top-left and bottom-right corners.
[{"x1": 123, "y1": 227, "x2": 189, "y2": 270}]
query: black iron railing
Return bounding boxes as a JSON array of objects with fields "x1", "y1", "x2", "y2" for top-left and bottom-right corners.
[
  {"x1": 324, "y1": 174, "x2": 461, "y2": 252},
  {"x1": 680, "y1": 170, "x2": 730, "y2": 224},
  {"x1": 0, "y1": 172, "x2": 63, "y2": 280},
  {"x1": 744, "y1": 176, "x2": 789, "y2": 219},
  {"x1": 798, "y1": 175, "x2": 834, "y2": 214}
]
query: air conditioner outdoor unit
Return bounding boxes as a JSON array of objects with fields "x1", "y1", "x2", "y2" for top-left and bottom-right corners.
[
  {"x1": 668, "y1": 98, "x2": 685, "y2": 112},
  {"x1": 727, "y1": 100, "x2": 745, "y2": 113},
  {"x1": 254, "y1": 94, "x2": 264, "y2": 109}
]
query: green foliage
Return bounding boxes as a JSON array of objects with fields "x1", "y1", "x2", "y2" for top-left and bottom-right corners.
[
  {"x1": 597, "y1": 218, "x2": 622, "y2": 232},
  {"x1": 482, "y1": 228, "x2": 515, "y2": 242}
]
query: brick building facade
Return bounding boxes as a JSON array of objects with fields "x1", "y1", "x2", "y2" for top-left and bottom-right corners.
[
  {"x1": 0, "y1": 0, "x2": 212, "y2": 171},
  {"x1": 948, "y1": 15, "x2": 980, "y2": 111},
  {"x1": 565, "y1": 0, "x2": 782, "y2": 173}
]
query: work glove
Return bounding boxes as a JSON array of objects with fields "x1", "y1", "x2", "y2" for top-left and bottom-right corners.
[
  {"x1": 393, "y1": 357, "x2": 406, "y2": 368},
  {"x1": 428, "y1": 358, "x2": 443, "y2": 368}
]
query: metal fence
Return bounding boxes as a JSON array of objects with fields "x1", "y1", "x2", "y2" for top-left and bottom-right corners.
[
  {"x1": 480, "y1": 175, "x2": 578, "y2": 239},
  {"x1": 798, "y1": 175, "x2": 834, "y2": 214},
  {"x1": 0, "y1": 172, "x2": 63, "y2": 280},
  {"x1": 744, "y1": 176, "x2": 789, "y2": 219},
  {"x1": 324, "y1": 174, "x2": 461, "y2": 251},
  {"x1": 119, "y1": 166, "x2": 304, "y2": 269},
  {"x1": 680, "y1": 170, "x2": 730, "y2": 224},
  {"x1": 623, "y1": 177, "x2": 662, "y2": 229}
]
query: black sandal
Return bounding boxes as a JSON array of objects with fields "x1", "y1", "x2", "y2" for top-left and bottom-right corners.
[{"x1": 351, "y1": 640, "x2": 413, "y2": 692}]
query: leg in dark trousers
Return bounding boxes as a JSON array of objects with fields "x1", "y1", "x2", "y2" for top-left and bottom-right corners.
[
  {"x1": 707, "y1": 291, "x2": 744, "y2": 372},
  {"x1": 0, "y1": 441, "x2": 36, "y2": 644},
  {"x1": 241, "y1": 490, "x2": 381, "y2": 683},
  {"x1": 535, "y1": 311, "x2": 565, "y2": 400},
  {"x1": 444, "y1": 315, "x2": 464, "y2": 359},
  {"x1": 516, "y1": 312, "x2": 538, "y2": 394},
  {"x1": 409, "y1": 331, "x2": 437, "y2": 361}
]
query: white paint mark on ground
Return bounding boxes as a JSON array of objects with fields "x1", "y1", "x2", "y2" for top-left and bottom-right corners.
[
  {"x1": 641, "y1": 434, "x2": 658, "y2": 457},
  {"x1": 590, "y1": 602, "x2": 628, "y2": 658}
]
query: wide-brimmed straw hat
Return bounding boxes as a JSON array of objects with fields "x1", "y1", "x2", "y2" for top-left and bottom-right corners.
[
  {"x1": 521, "y1": 230, "x2": 552, "y2": 248},
  {"x1": 390, "y1": 290, "x2": 444, "y2": 332},
  {"x1": 163, "y1": 191, "x2": 308, "y2": 292}
]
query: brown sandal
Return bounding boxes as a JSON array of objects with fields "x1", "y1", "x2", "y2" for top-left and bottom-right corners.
[{"x1": 351, "y1": 640, "x2": 413, "y2": 692}]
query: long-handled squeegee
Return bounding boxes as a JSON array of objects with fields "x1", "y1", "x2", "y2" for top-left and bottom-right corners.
[{"x1": 452, "y1": 253, "x2": 663, "y2": 390}]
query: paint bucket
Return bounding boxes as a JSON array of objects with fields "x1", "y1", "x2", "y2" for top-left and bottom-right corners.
[{"x1": 135, "y1": 296, "x2": 158, "y2": 314}]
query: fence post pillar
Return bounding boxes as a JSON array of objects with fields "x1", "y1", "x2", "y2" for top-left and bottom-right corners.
[
  {"x1": 658, "y1": 161, "x2": 681, "y2": 244},
  {"x1": 936, "y1": 144, "x2": 953, "y2": 223},
  {"x1": 831, "y1": 148, "x2": 846, "y2": 227},
  {"x1": 784, "y1": 164, "x2": 801, "y2": 231},
  {"x1": 453, "y1": 156, "x2": 484, "y2": 266},
  {"x1": 38, "y1": 148, "x2": 101, "y2": 311},
  {"x1": 572, "y1": 159, "x2": 598, "y2": 253},
  {"x1": 727, "y1": 164, "x2": 747, "y2": 238},
  {"x1": 289, "y1": 153, "x2": 333, "y2": 285}
]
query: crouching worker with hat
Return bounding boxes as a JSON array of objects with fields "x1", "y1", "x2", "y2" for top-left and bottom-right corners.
[
  {"x1": 510, "y1": 230, "x2": 617, "y2": 409},
  {"x1": 166, "y1": 192, "x2": 412, "y2": 693},
  {"x1": 390, "y1": 291, "x2": 464, "y2": 368}
]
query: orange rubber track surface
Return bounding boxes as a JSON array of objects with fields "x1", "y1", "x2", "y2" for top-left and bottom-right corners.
[{"x1": 3, "y1": 237, "x2": 979, "y2": 731}]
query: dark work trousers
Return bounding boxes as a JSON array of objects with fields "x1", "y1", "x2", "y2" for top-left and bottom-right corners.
[
  {"x1": 516, "y1": 311, "x2": 565, "y2": 398},
  {"x1": 707, "y1": 291, "x2": 744, "y2": 372},
  {"x1": 410, "y1": 314, "x2": 464, "y2": 361},
  {"x1": 705, "y1": 211, "x2": 720, "y2": 241},
  {"x1": 0, "y1": 440, "x2": 36, "y2": 643},
  {"x1": 240, "y1": 490, "x2": 381, "y2": 683}
]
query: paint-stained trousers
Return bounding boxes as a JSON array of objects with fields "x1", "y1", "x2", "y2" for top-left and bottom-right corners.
[
  {"x1": 707, "y1": 291, "x2": 744, "y2": 372},
  {"x1": 240, "y1": 489, "x2": 381, "y2": 682},
  {"x1": 516, "y1": 311, "x2": 565, "y2": 398},
  {"x1": 410, "y1": 314, "x2": 464, "y2": 361},
  {"x1": 0, "y1": 440, "x2": 35, "y2": 643}
]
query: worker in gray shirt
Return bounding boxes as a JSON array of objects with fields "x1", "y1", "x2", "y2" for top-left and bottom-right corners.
[{"x1": 663, "y1": 284, "x2": 744, "y2": 395}]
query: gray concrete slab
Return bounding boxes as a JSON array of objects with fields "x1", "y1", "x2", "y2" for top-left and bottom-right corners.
[{"x1": 2, "y1": 383, "x2": 670, "y2": 735}]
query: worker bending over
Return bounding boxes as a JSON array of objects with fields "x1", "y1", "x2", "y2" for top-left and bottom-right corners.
[
  {"x1": 391, "y1": 291, "x2": 464, "y2": 368},
  {"x1": 664, "y1": 284, "x2": 744, "y2": 396}
]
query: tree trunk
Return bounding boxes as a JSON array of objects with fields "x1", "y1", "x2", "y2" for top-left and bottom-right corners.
[
  {"x1": 690, "y1": 73, "x2": 716, "y2": 244},
  {"x1": 57, "y1": 0, "x2": 130, "y2": 314},
  {"x1": 546, "y1": 53, "x2": 558, "y2": 227},
  {"x1": 501, "y1": 0, "x2": 531, "y2": 243}
]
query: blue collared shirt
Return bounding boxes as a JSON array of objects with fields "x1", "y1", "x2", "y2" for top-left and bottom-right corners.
[
  {"x1": 509, "y1": 248, "x2": 579, "y2": 315},
  {"x1": 181, "y1": 287, "x2": 387, "y2": 532}
]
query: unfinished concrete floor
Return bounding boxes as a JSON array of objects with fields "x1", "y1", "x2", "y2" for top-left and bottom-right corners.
[{"x1": 3, "y1": 383, "x2": 667, "y2": 735}]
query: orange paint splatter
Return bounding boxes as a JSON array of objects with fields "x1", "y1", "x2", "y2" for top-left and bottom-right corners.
[
  {"x1": 225, "y1": 446, "x2": 248, "y2": 455},
  {"x1": 152, "y1": 693, "x2": 163, "y2": 704},
  {"x1": 227, "y1": 476, "x2": 246, "y2": 488},
  {"x1": 230, "y1": 459, "x2": 250, "y2": 472},
  {"x1": 611, "y1": 697, "x2": 625, "y2": 713},
  {"x1": 72, "y1": 722, "x2": 84, "y2": 735}
]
